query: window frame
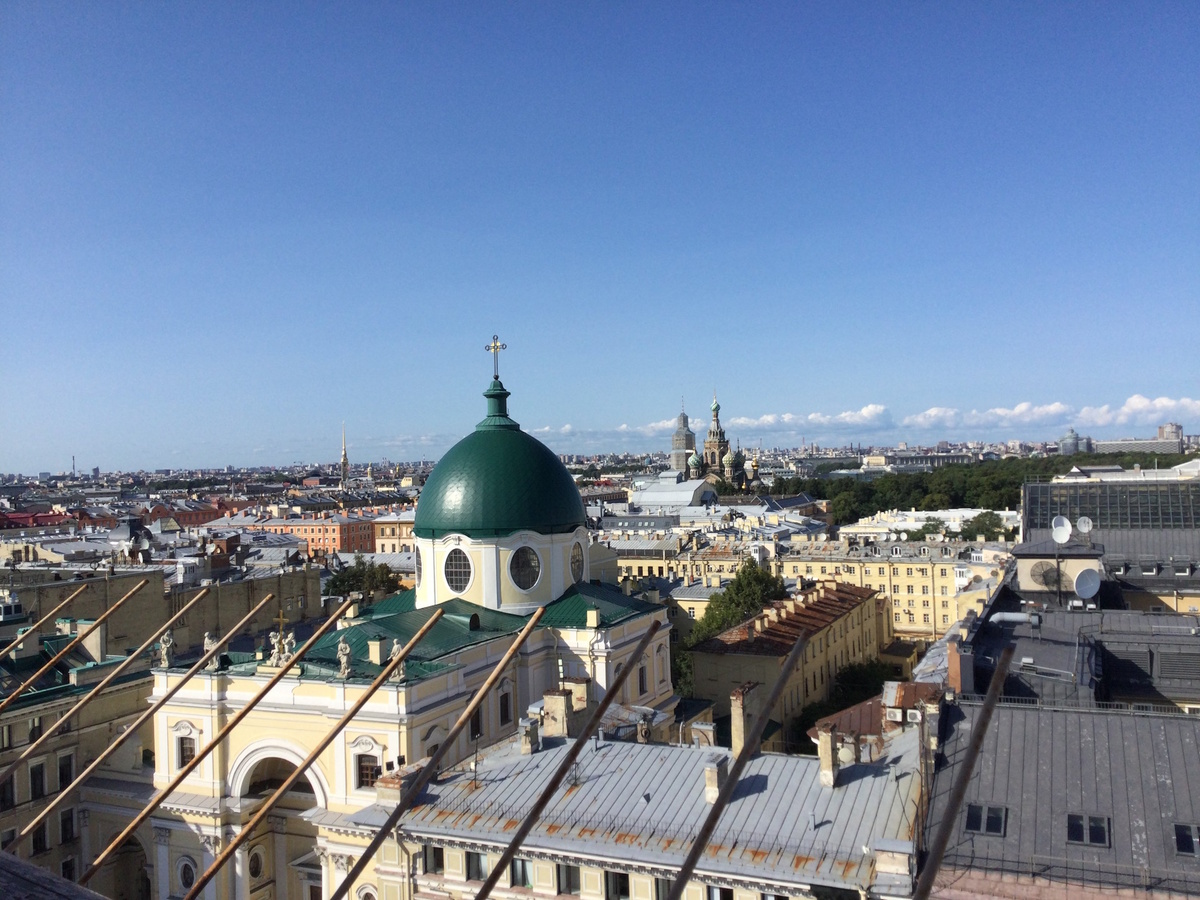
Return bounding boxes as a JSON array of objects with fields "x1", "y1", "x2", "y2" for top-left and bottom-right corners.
[
  {"x1": 965, "y1": 803, "x2": 1007, "y2": 836},
  {"x1": 422, "y1": 843, "x2": 445, "y2": 874},
  {"x1": 465, "y1": 850, "x2": 489, "y2": 882},
  {"x1": 510, "y1": 857, "x2": 534, "y2": 889},
  {"x1": 355, "y1": 753, "x2": 381, "y2": 790},
  {"x1": 556, "y1": 862, "x2": 581, "y2": 895}
]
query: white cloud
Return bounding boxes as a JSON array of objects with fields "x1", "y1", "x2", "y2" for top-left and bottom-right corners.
[
  {"x1": 805, "y1": 404, "x2": 892, "y2": 429},
  {"x1": 902, "y1": 407, "x2": 961, "y2": 429},
  {"x1": 1077, "y1": 394, "x2": 1200, "y2": 428},
  {"x1": 966, "y1": 401, "x2": 1073, "y2": 427}
]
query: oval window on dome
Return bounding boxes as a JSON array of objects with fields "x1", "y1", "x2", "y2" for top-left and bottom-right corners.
[
  {"x1": 509, "y1": 546, "x2": 541, "y2": 591},
  {"x1": 444, "y1": 548, "x2": 472, "y2": 593},
  {"x1": 414, "y1": 546, "x2": 422, "y2": 588},
  {"x1": 571, "y1": 542, "x2": 584, "y2": 584}
]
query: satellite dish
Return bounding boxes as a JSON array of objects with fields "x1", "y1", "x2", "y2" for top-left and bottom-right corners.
[
  {"x1": 1051, "y1": 516, "x2": 1072, "y2": 545},
  {"x1": 900, "y1": 532, "x2": 909, "y2": 541},
  {"x1": 1074, "y1": 568, "x2": 1101, "y2": 600},
  {"x1": 1030, "y1": 561, "x2": 1061, "y2": 588},
  {"x1": 1076, "y1": 516, "x2": 1094, "y2": 534}
]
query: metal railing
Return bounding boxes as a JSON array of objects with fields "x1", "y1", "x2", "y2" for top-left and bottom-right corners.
[{"x1": 940, "y1": 849, "x2": 1200, "y2": 894}]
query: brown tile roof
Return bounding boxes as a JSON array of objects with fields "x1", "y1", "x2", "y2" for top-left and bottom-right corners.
[{"x1": 691, "y1": 580, "x2": 878, "y2": 657}]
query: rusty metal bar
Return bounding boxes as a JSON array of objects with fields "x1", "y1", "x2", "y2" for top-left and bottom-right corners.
[
  {"x1": 473, "y1": 619, "x2": 662, "y2": 900},
  {"x1": 914, "y1": 647, "x2": 1013, "y2": 900},
  {"x1": 80, "y1": 594, "x2": 356, "y2": 884},
  {"x1": 184, "y1": 607, "x2": 447, "y2": 900},
  {"x1": 329, "y1": 606, "x2": 546, "y2": 900},
  {"x1": 0, "y1": 584, "x2": 89, "y2": 664},
  {"x1": 16, "y1": 591, "x2": 277, "y2": 845},
  {"x1": 666, "y1": 630, "x2": 809, "y2": 900},
  {"x1": 0, "y1": 588, "x2": 212, "y2": 789},
  {"x1": 0, "y1": 579, "x2": 148, "y2": 717}
]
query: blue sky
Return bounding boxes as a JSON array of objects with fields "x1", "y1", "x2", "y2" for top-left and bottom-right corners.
[{"x1": 3, "y1": 3, "x2": 1197, "y2": 473}]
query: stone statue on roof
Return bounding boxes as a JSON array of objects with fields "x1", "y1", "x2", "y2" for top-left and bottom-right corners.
[
  {"x1": 203, "y1": 631, "x2": 219, "y2": 670},
  {"x1": 336, "y1": 635, "x2": 352, "y2": 680},
  {"x1": 267, "y1": 631, "x2": 282, "y2": 667},
  {"x1": 158, "y1": 629, "x2": 174, "y2": 668},
  {"x1": 281, "y1": 630, "x2": 297, "y2": 665},
  {"x1": 388, "y1": 638, "x2": 406, "y2": 683}
]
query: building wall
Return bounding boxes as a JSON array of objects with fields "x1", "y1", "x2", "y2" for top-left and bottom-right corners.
[
  {"x1": 691, "y1": 592, "x2": 881, "y2": 723},
  {"x1": 0, "y1": 674, "x2": 153, "y2": 884}
]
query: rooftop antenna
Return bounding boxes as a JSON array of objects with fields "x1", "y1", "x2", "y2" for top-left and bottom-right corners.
[
  {"x1": 1051, "y1": 515, "x2": 1072, "y2": 606},
  {"x1": 1076, "y1": 516, "x2": 1093, "y2": 548}
]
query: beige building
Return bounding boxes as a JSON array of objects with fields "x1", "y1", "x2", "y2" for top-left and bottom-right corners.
[
  {"x1": 689, "y1": 582, "x2": 884, "y2": 740},
  {"x1": 778, "y1": 541, "x2": 1003, "y2": 643},
  {"x1": 372, "y1": 510, "x2": 414, "y2": 555}
]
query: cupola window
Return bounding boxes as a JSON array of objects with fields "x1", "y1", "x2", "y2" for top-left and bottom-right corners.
[
  {"x1": 571, "y1": 542, "x2": 585, "y2": 583},
  {"x1": 444, "y1": 548, "x2": 472, "y2": 593},
  {"x1": 414, "y1": 547, "x2": 422, "y2": 587},
  {"x1": 510, "y1": 546, "x2": 541, "y2": 590}
]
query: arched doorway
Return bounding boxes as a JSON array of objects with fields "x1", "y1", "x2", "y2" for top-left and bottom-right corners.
[
  {"x1": 239, "y1": 757, "x2": 320, "y2": 900},
  {"x1": 110, "y1": 836, "x2": 151, "y2": 900}
]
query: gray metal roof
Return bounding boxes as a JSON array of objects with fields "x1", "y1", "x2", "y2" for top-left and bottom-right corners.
[
  {"x1": 928, "y1": 699, "x2": 1200, "y2": 894},
  {"x1": 390, "y1": 733, "x2": 922, "y2": 895}
]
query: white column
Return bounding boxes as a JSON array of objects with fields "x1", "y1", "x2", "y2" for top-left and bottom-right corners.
[
  {"x1": 234, "y1": 843, "x2": 250, "y2": 900},
  {"x1": 153, "y1": 827, "x2": 170, "y2": 900},
  {"x1": 78, "y1": 810, "x2": 91, "y2": 875},
  {"x1": 269, "y1": 815, "x2": 289, "y2": 900},
  {"x1": 201, "y1": 835, "x2": 220, "y2": 900},
  {"x1": 320, "y1": 849, "x2": 331, "y2": 899}
]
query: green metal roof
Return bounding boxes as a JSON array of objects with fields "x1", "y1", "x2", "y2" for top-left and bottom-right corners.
[
  {"x1": 537, "y1": 582, "x2": 663, "y2": 629},
  {"x1": 306, "y1": 598, "x2": 529, "y2": 667},
  {"x1": 413, "y1": 379, "x2": 586, "y2": 539}
]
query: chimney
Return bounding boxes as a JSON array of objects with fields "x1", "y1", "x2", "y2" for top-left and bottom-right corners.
[
  {"x1": 519, "y1": 717, "x2": 540, "y2": 754},
  {"x1": 730, "y1": 682, "x2": 758, "y2": 757},
  {"x1": 947, "y1": 635, "x2": 975, "y2": 694},
  {"x1": 818, "y1": 722, "x2": 839, "y2": 788},
  {"x1": 586, "y1": 606, "x2": 601, "y2": 629},
  {"x1": 703, "y1": 754, "x2": 728, "y2": 803},
  {"x1": 81, "y1": 621, "x2": 107, "y2": 662},
  {"x1": 542, "y1": 689, "x2": 573, "y2": 738},
  {"x1": 622, "y1": 578, "x2": 633, "y2": 597},
  {"x1": 367, "y1": 635, "x2": 386, "y2": 666}
]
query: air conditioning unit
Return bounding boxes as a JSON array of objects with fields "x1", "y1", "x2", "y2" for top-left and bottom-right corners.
[
  {"x1": 906, "y1": 709, "x2": 922, "y2": 723},
  {"x1": 886, "y1": 708, "x2": 903, "y2": 722}
]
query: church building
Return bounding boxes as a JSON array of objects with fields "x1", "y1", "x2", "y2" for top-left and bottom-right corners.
[{"x1": 81, "y1": 360, "x2": 678, "y2": 900}]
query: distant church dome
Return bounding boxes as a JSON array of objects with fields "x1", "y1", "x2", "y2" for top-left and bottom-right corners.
[
  {"x1": 722, "y1": 447, "x2": 735, "y2": 467},
  {"x1": 414, "y1": 379, "x2": 586, "y2": 540},
  {"x1": 688, "y1": 451, "x2": 702, "y2": 470}
]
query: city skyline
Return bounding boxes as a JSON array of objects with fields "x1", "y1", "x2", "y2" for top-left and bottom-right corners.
[{"x1": 3, "y1": 4, "x2": 1197, "y2": 473}]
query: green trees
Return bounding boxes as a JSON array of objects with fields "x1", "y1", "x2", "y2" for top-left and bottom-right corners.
[
  {"x1": 323, "y1": 554, "x2": 400, "y2": 597},
  {"x1": 788, "y1": 660, "x2": 894, "y2": 754},
  {"x1": 956, "y1": 510, "x2": 1008, "y2": 541},
  {"x1": 686, "y1": 559, "x2": 789, "y2": 646}
]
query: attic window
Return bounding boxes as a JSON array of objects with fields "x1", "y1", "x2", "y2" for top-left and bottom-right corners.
[
  {"x1": 1175, "y1": 824, "x2": 1199, "y2": 855},
  {"x1": 1067, "y1": 814, "x2": 1109, "y2": 847},
  {"x1": 965, "y1": 804, "x2": 1006, "y2": 836}
]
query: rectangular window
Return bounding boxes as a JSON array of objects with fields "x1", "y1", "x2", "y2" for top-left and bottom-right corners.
[
  {"x1": 31, "y1": 822, "x2": 48, "y2": 855},
  {"x1": 0, "y1": 724, "x2": 10, "y2": 750},
  {"x1": 60, "y1": 808, "x2": 76, "y2": 843},
  {"x1": 707, "y1": 888, "x2": 734, "y2": 900},
  {"x1": 61, "y1": 857, "x2": 77, "y2": 882},
  {"x1": 28, "y1": 716, "x2": 43, "y2": 742},
  {"x1": 638, "y1": 664, "x2": 648, "y2": 696},
  {"x1": 470, "y1": 707, "x2": 483, "y2": 741},
  {"x1": 654, "y1": 877, "x2": 674, "y2": 900},
  {"x1": 1175, "y1": 824, "x2": 1199, "y2": 855},
  {"x1": 178, "y1": 736, "x2": 196, "y2": 768},
  {"x1": 0, "y1": 775, "x2": 13, "y2": 810},
  {"x1": 604, "y1": 872, "x2": 630, "y2": 900},
  {"x1": 906, "y1": 585, "x2": 914, "y2": 594},
  {"x1": 466, "y1": 851, "x2": 489, "y2": 882},
  {"x1": 965, "y1": 804, "x2": 1007, "y2": 836},
  {"x1": 906, "y1": 568, "x2": 913, "y2": 576},
  {"x1": 500, "y1": 692, "x2": 512, "y2": 726},
  {"x1": 1068, "y1": 813, "x2": 1109, "y2": 846},
  {"x1": 940, "y1": 586, "x2": 948, "y2": 596},
  {"x1": 30, "y1": 762, "x2": 45, "y2": 800},
  {"x1": 556, "y1": 863, "x2": 581, "y2": 895},
  {"x1": 58, "y1": 754, "x2": 74, "y2": 791},
  {"x1": 0, "y1": 828, "x2": 14, "y2": 850},
  {"x1": 422, "y1": 844, "x2": 444, "y2": 874},
  {"x1": 510, "y1": 858, "x2": 533, "y2": 889},
  {"x1": 356, "y1": 754, "x2": 380, "y2": 789}
]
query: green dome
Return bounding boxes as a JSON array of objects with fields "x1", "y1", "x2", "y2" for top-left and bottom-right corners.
[{"x1": 413, "y1": 379, "x2": 586, "y2": 539}]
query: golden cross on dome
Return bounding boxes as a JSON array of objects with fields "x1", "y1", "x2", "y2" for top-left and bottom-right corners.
[
  {"x1": 485, "y1": 334, "x2": 507, "y2": 379},
  {"x1": 274, "y1": 606, "x2": 288, "y2": 636}
]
